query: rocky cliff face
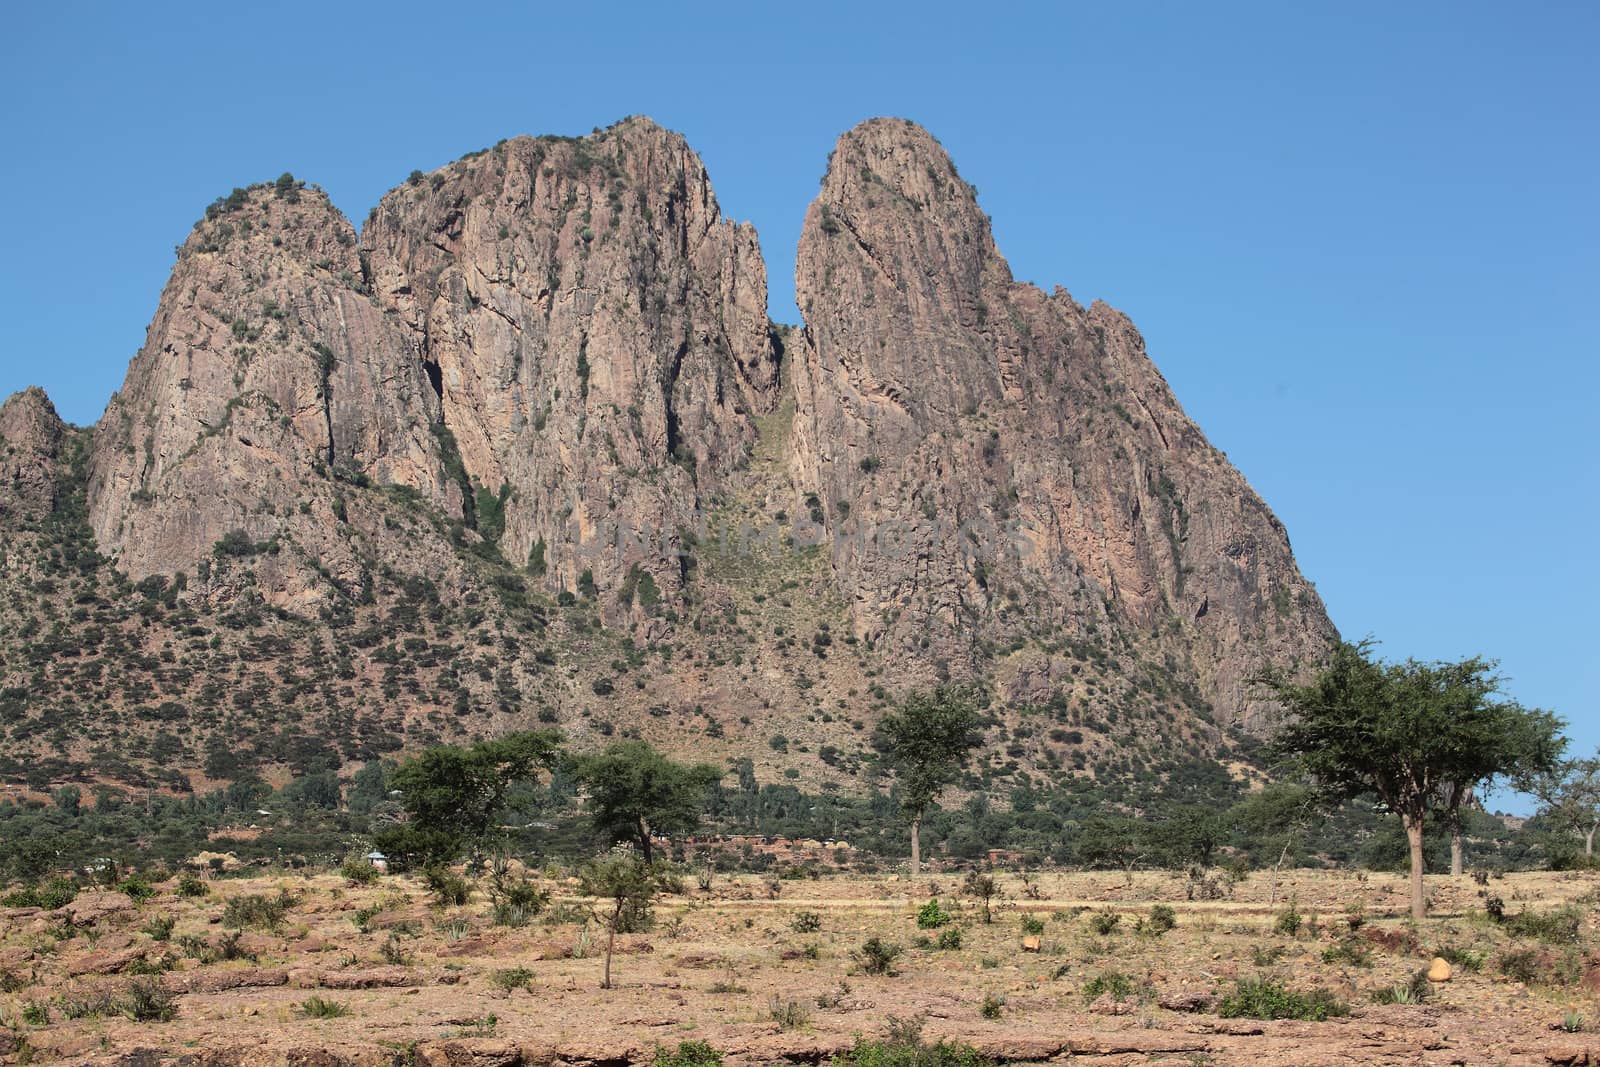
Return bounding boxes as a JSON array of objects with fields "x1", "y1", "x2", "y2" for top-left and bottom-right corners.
[
  {"x1": 789, "y1": 119, "x2": 1334, "y2": 727},
  {"x1": 0, "y1": 115, "x2": 1335, "y2": 796},
  {"x1": 85, "y1": 180, "x2": 457, "y2": 610},
  {"x1": 363, "y1": 117, "x2": 777, "y2": 611},
  {"x1": 0, "y1": 387, "x2": 67, "y2": 524}
]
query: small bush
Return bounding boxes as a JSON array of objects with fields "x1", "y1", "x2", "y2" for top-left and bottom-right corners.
[
  {"x1": 1019, "y1": 915, "x2": 1044, "y2": 936},
  {"x1": 1502, "y1": 906, "x2": 1582, "y2": 946},
  {"x1": 1082, "y1": 970, "x2": 1136, "y2": 1003},
  {"x1": 2, "y1": 876, "x2": 78, "y2": 909},
  {"x1": 490, "y1": 967, "x2": 534, "y2": 993},
  {"x1": 833, "y1": 1030, "x2": 995, "y2": 1067},
  {"x1": 211, "y1": 930, "x2": 256, "y2": 963},
  {"x1": 1145, "y1": 904, "x2": 1177, "y2": 935},
  {"x1": 119, "y1": 876, "x2": 157, "y2": 902},
  {"x1": 380, "y1": 934, "x2": 412, "y2": 966},
  {"x1": 141, "y1": 914, "x2": 177, "y2": 942},
  {"x1": 655, "y1": 1040, "x2": 723, "y2": 1067},
  {"x1": 1219, "y1": 977, "x2": 1348, "y2": 1021},
  {"x1": 1088, "y1": 909, "x2": 1121, "y2": 936},
  {"x1": 488, "y1": 871, "x2": 549, "y2": 927},
  {"x1": 1435, "y1": 944, "x2": 1485, "y2": 972},
  {"x1": 59, "y1": 987, "x2": 118, "y2": 1019},
  {"x1": 421, "y1": 866, "x2": 471, "y2": 907},
  {"x1": 222, "y1": 891, "x2": 291, "y2": 931},
  {"x1": 174, "y1": 873, "x2": 209, "y2": 898},
  {"x1": 979, "y1": 993, "x2": 1005, "y2": 1019},
  {"x1": 21, "y1": 1000, "x2": 49, "y2": 1025},
  {"x1": 937, "y1": 927, "x2": 963, "y2": 950},
  {"x1": 792, "y1": 910, "x2": 823, "y2": 933},
  {"x1": 340, "y1": 859, "x2": 381, "y2": 885},
  {"x1": 768, "y1": 994, "x2": 811, "y2": 1029},
  {"x1": 1499, "y1": 948, "x2": 1543, "y2": 984},
  {"x1": 1369, "y1": 970, "x2": 1430, "y2": 1005},
  {"x1": 1274, "y1": 899, "x2": 1303, "y2": 937},
  {"x1": 300, "y1": 996, "x2": 349, "y2": 1018},
  {"x1": 121, "y1": 976, "x2": 178, "y2": 1022},
  {"x1": 916, "y1": 899, "x2": 952, "y2": 929},
  {"x1": 853, "y1": 937, "x2": 902, "y2": 976},
  {"x1": 1321, "y1": 937, "x2": 1373, "y2": 967}
]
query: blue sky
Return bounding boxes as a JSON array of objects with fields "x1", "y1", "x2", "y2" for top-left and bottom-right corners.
[{"x1": 2, "y1": 2, "x2": 1594, "y2": 806}]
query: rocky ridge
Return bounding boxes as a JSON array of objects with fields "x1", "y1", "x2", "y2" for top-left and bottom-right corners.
[
  {"x1": 788, "y1": 118, "x2": 1333, "y2": 729},
  {"x1": 0, "y1": 115, "x2": 1335, "y2": 796}
]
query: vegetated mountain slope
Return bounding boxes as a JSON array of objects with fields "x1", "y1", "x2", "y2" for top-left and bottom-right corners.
[
  {"x1": 0, "y1": 116, "x2": 1333, "y2": 806},
  {"x1": 789, "y1": 118, "x2": 1335, "y2": 731}
]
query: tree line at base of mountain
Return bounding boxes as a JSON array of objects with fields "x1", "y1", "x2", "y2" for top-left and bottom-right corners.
[{"x1": 0, "y1": 748, "x2": 1586, "y2": 887}]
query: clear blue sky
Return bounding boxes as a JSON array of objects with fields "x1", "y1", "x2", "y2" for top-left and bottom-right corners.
[{"x1": 3, "y1": 2, "x2": 1594, "y2": 806}]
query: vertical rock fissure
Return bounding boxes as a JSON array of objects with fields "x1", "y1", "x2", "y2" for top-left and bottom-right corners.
[
  {"x1": 663, "y1": 340, "x2": 687, "y2": 468},
  {"x1": 314, "y1": 342, "x2": 337, "y2": 466}
]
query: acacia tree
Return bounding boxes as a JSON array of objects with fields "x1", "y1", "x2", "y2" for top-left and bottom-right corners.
[
  {"x1": 576, "y1": 740, "x2": 720, "y2": 863},
  {"x1": 1527, "y1": 752, "x2": 1600, "y2": 860},
  {"x1": 1261, "y1": 640, "x2": 1563, "y2": 920},
  {"x1": 377, "y1": 729, "x2": 563, "y2": 866},
  {"x1": 1433, "y1": 676, "x2": 1565, "y2": 876},
  {"x1": 877, "y1": 685, "x2": 984, "y2": 880},
  {"x1": 577, "y1": 849, "x2": 681, "y2": 989}
]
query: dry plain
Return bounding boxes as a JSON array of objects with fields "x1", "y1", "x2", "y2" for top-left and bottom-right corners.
[{"x1": 1, "y1": 866, "x2": 1596, "y2": 1066}]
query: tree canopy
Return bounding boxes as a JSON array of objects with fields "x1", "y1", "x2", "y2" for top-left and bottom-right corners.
[
  {"x1": 576, "y1": 740, "x2": 720, "y2": 863},
  {"x1": 1262, "y1": 640, "x2": 1563, "y2": 917},
  {"x1": 876, "y1": 684, "x2": 984, "y2": 878},
  {"x1": 376, "y1": 729, "x2": 563, "y2": 866}
]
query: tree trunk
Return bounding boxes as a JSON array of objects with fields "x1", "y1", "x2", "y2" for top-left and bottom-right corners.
[
  {"x1": 602, "y1": 904, "x2": 619, "y2": 989},
  {"x1": 1450, "y1": 821, "x2": 1464, "y2": 878},
  {"x1": 638, "y1": 818, "x2": 653, "y2": 865},
  {"x1": 909, "y1": 816, "x2": 921, "y2": 881},
  {"x1": 1403, "y1": 812, "x2": 1428, "y2": 921},
  {"x1": 1269, "y1": 834, "x2": 1294, "y2": 907},
  {"x1": 1585, "y1": 821, "x2": 1597, "y2": 858}
]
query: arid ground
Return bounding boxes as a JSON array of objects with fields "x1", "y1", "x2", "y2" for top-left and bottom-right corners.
[{"x1": 2, "y1": 867, "x2": 1596, "y2": 1066}]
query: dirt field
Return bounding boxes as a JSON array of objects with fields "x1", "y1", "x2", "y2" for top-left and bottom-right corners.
[{"x1": 1, "y1": 866, "x2": 1596, "y2": 1066}]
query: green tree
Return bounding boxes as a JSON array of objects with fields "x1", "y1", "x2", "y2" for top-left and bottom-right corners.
[
  {"x1": 1261, "y1": 640, "x2": 1564, "y2": 919},
  {"x1": 577, "y1": 849, "x2": 681, "y2": 989},
  {"x1": 576, "y1": 740, "x2": 720, "y2": 864},
  {"x1": 876, "y1": 685, "x2": 984, "y2": 879},
  {"x1": 1073, "y1": 815, "x2": 1146, "y2": 880},
  {"x1": 376, "y1": 730, "x2": 563, "y2": 866},
  {"x1": 1432, "y1": 676, "x2": 1564, "y2": 876},
  {"x1": 1526, "y1": 751, "x2": 1600, "y2": 861}
]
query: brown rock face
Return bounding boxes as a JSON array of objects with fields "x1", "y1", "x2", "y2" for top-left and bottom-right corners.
[
  {"x1": 789, "y1": 118, "x2": 1334, "y2": 726},
  {"x1": 0, "y1": 386, "x2": 67, "y2": 523},
  {"x1": 86, "y1": 181, "x2": 455, "y2": 609},
  {"x1": 363, "y1": 116, "x2": 777, "y2": 606}
]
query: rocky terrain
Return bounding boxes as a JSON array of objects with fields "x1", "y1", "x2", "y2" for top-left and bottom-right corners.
[
  {"x1": 0, "y1": 867, "x2": 1594, "y2": 1065},
  {"x1": 1, "y1": 116, "x2": 1335, "y2": 798}
]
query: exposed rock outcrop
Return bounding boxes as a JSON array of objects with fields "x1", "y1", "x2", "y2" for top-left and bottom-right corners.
[
  {"x1": 363, "y1": 117, "x2": 777, "y2": 607},
  {"x1": 85, "y1": 180, "x2": 456, "y2": 610},
  {"x1": 0, "y1": 386, "x2": 67, "y2": 523},
  {"x1": 0, "y1": 115, "x2": 1336, "y2": 793},
  {"x1": 788, "y1": 118, "x2": 1334, "y2": 726}
]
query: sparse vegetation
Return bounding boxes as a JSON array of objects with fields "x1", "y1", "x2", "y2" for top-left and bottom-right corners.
[
  {"x1": 853, "y1": 936, "x2": 902, "y2": 976},
  {"x1": 1219, "y1": 977, "x2": 1349, "y2": 1021},
  {"x1": 300, "y1": 996, "x2": 350, "y2": 1019}
]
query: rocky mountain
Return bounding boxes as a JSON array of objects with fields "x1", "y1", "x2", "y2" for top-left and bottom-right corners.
[
  {"x1": 0, "y1": 387, "x2": 67, "y2": 525},
  {"x1": 789, "y1": 119, "x2": 1333, "y2": 730},
  {"x1": 0, "y1": 116, "x2": 1334, "y2": 801}
]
